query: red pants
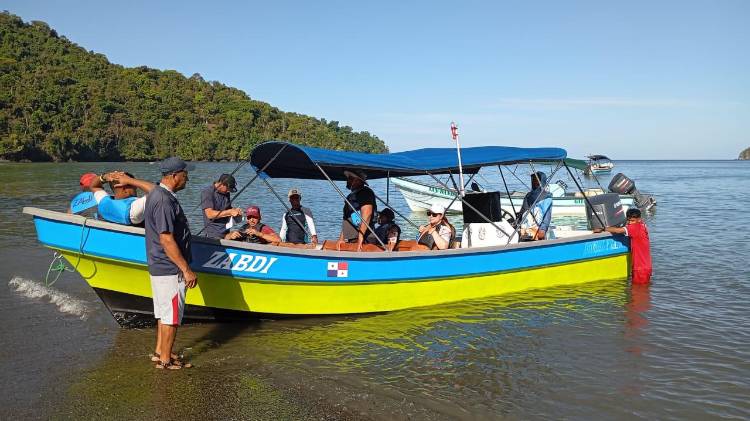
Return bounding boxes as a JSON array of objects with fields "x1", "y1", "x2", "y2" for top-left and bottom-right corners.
[{"x1": 632, "y1": 269, "x2": 652, "y2": 285}]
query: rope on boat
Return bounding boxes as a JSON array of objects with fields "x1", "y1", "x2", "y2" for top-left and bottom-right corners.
[
  {"x1": 44, "y1": 252, "x2": 74, "y2": 287},
  {"x1": 45, "y1": 216, "x2": 89, "y2": 287}
]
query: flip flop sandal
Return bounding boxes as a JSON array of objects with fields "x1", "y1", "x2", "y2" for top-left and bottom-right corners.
[
  {"x1": 155, "y1": 360, "x2": 181, "y2": 370},
  {"x1": 150, "y1": 352, "x2": 182, "y2": 363},
  {"x1": 170, "y1": 359, "x2": 193, "y2": 369}
]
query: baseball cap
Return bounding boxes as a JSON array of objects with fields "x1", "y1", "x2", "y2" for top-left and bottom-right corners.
[
  {"x1": 79, "y1": 172, "x2": 97, "y2": 188},
  {"x1": 246, "y1": 205, "x2": 261, "y2": 218},
  {"x1": 288, "y1": 188, "x2": 302, "y2": 198},
  {"x1": 218, "y1": 174, "x2": 237, "y2": 192},
  {"x1": 159, "y1": 157, "x2": 195, "y2": 175},
  {"x1": 429, "y1": 204, "x2": 446, "y2": 215}
]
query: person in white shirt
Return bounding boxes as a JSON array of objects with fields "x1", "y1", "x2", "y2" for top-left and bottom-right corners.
[{"x1": 279, "y1": 188, "x2": 318, "y2": 245}]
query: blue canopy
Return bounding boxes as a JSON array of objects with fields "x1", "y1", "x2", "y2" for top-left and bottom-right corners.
[{"x1": 250, "y1": 141, "x2": 567, "y2": 180}]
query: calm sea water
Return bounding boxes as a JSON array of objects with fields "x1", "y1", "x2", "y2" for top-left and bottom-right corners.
[{"x1": 1, "y1": 160, "x2": 749, "y2": 419}]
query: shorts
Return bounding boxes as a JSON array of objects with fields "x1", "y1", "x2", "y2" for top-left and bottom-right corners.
[{"x1": 150, "y1": 273, "x2": 186, "y2": 325}]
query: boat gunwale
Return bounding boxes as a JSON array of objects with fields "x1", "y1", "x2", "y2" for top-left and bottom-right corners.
[{"x1": 24, "y1": 206, "x2": 625, "y2": 261}]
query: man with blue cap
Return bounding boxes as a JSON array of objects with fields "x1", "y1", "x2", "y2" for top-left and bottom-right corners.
[{"x1": 144, "y1": 156, "x2": 196, "y2": 369}]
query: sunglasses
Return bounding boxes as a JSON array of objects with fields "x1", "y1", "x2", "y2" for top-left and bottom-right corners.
[{"x1": 427, "y1": 212, "x2": 442, "y2": 217}]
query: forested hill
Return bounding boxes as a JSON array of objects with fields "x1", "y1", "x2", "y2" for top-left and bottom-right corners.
[{"x1": 0, "y1": 12, "x2": 387, "y2": 162}]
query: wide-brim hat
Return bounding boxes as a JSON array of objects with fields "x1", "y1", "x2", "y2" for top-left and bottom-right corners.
[{"x1": 343, "y1": 169, "x2": 368, "y2": 184}]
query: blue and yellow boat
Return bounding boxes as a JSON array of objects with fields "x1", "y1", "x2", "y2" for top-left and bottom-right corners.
[{"x1": 24, "y1": 142, "x2": 631, "y2": 326}]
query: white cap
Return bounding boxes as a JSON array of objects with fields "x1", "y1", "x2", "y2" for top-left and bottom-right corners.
[{"x1": 429, "y1": 204, "x2": 445, "y2": 215}]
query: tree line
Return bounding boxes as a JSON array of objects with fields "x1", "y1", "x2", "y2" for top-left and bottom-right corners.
[{"x1": 0, "y1": 12, "x2": 388, "y2": 162}]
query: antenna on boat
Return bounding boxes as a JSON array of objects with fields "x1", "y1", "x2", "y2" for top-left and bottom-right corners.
[{"x1": 451, "y1": 122, "x2": 466, "y2": 197}]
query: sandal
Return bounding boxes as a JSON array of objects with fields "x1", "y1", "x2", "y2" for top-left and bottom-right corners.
[
  {"x1": 155, "y1": 360, "x2": 182, "y2": 370},
  {"x1": 150, "y1": 352, "x2": 182, "y2": 363},
  {"x1": 170, "y1": 359, "x2": 193, "y2": 368}
]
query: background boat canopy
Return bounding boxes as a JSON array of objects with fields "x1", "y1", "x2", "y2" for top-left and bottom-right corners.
[{"x1": 250, "y1": 141, "x2": 568, "y2": 180}]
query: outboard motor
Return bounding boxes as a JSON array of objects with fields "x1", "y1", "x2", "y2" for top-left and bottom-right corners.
[
  {"x1": 608, "y1": 173, "x2": 656, "y2": 210},
  {"x1": 586, "y1": 193, "x2": 626, "y2": 230}
]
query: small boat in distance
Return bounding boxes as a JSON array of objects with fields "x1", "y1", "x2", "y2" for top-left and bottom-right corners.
[{"x1": 584, "y1": 155, "x2": 615, "y2": 175}]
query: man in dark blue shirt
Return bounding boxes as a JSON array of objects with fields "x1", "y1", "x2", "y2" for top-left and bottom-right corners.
[
  {"x1": 144, "y1": 157, "x2": 195, "y2": 370},
  {"x1": 200, "y1": 174, "x2": 242, "y2": 239}
]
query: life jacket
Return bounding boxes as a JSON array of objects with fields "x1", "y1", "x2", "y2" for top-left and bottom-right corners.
[
  {"x1": 244, "y1": 222, "x2": 270, "y2": 244},
  {"x1": 418, "y1": 222, "x2": 456, "y2": 250},
  {"x1": 284, "y1": 208, "x2": 308, "y2": 244},
  {"x1": 97, "y1": 196, "x2": 137, "y2": 225},
  {"x1": 368, "y1": 222, "x2": 400, "y2": 245},
  {"x1": 344, "y1": 188, "x2": 363, "y2": 225}
]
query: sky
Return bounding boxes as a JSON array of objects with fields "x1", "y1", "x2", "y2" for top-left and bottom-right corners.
[{"x1": 4, "y1": 0, "x2": 749, "y2": 158}]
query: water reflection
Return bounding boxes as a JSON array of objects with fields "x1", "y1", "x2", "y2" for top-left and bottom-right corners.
[{"x1": 60, "y1": 279, "x2": 630, "y2": 418}]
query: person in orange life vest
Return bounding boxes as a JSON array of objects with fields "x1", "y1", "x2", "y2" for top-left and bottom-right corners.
[{"x1": 603, "y1": 208, "x2": 652, "y2": 284}]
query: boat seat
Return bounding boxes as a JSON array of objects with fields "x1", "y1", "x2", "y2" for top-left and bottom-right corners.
[
  {"x1": 321, "y1": 240, "x2": 384, "y2": 252},
  {"x1": 277, "y1": 242, "x2": 319, "y2": 250}
]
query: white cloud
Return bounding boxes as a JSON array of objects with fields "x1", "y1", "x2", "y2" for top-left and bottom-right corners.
[{"x1": 487, "y1": 97, "x2": 740, "y2": 110}]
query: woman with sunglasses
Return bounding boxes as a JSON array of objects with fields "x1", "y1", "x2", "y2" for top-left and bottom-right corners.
[{"x1": 417, "y1": 204, "x2": 455, "y2": 250}]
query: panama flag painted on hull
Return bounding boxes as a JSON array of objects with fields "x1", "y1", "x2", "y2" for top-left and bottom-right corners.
[{"x1": 327, "y1": 262, "x2": 349, "y2": 278}]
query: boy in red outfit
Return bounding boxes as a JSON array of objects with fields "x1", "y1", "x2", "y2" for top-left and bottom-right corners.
[{"x1": 605, "y1": 208, "x2": 653, "y2": 284}]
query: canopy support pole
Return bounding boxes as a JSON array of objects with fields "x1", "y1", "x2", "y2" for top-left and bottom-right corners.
[
  {"x1": 564, "y1": 162, "x2": 605, "y2": 229},
  {"x1": 314, "y1": 163, "x2": 388, "y2": 251},
  {"x1": 520, "y1": 160, "x2": 564, "y2": 235},
  {"x1": 426, "y1": 172, "x2": 515, "y2": 240},
  {"x1": 372, "y1": 193, "x2": 421, "y2": 230},
  {"x1": 257, "y1": 176, "x2": 314, "y2": 243},
  {"x1": 386, "y1": 171, "x2": 390, "y2": 204},
  {"x1": 195, "y1": 143, "x2": 288, "y2": 236},
  {"x1": 443, "y1": 172, "x2": 477, "y2": 215},
  {"x1": 497, "y1": 165, "x2": 518, "y2": 217}
]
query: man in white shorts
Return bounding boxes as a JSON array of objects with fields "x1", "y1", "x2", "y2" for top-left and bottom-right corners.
[{"x1": 144, "y1": 157, "x2": 196, "y2": 369}]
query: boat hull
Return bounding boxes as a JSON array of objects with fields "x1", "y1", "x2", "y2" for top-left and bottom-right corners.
[{"x1": 26, "y1": 208, "x2": 630, "y2": 326}]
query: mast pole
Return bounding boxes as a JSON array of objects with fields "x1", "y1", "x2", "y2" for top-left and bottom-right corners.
[{"x1": 451, "y1": 122, "x2": 466, "y2": 197}]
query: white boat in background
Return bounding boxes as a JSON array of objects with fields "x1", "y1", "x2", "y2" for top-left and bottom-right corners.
[
  {"x1": 392, "y1": 176, "x2": 639, "y2": 217},
  {"x1": 584, "y1": 155, "x2": 615, "y2": 175}
]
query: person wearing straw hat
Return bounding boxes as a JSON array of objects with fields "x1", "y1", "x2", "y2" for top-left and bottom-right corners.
[
  {"x1": 336, "y1": 169, "x2": 377, "y2": 251},
  {"x1": 279, "y1": 188, "x2": 318, "y2": 245}
]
